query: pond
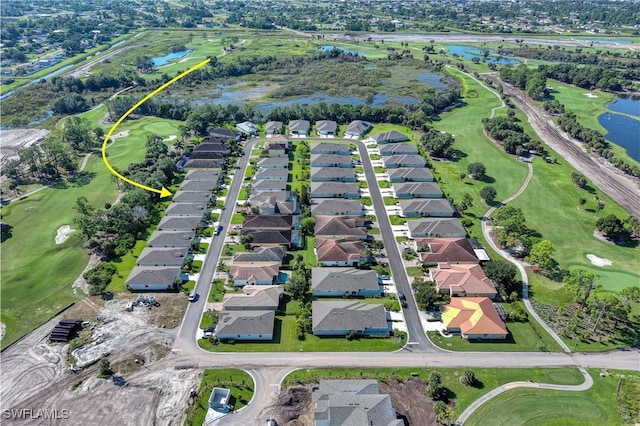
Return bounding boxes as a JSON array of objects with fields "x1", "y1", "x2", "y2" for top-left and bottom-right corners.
[
  {"x1": 153, "y1": 50, "x2": 192, "y2": 67},
  {"x1": 445, "y1": 45, "x2": 519, "y2": 65},
  {"x1": 598, "y1": 113, "x2": 640, "y2": 162},
  {"x1": 605, "y1": 95, "x2": 640, "y2": 118},
  {"x1": 319, "y1": 45, "x2": 367, "y2": 57}
]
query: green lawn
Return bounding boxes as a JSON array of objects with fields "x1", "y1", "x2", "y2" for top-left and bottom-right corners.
[
  {"x1": 374, "y1": 166, "x2": 387, "y2": 173},
  {"x1": 378, "y1": 181, "x2": 391, "y2": 189},
  {"x1": 465, "y1": 369, "x2": 637, "y2": 426},
  {"x1": 207, "y1": 279, "x2": 227, "y2": 303},
  {"x1": 383, "y1": 196, "x2": 397, "y2": 206},
  {"x1": 231, "y1": 213, "x2": 244, "y2": 225},
  {"x1": 361, "y1": 196, "x2": 372, "y2": 206},
  {"x1": 389, "y1": 215, "x2": 406, "y2": 226},
  {"x1": 184, "y1": 368, "x2": 254, "y2": 426},
  {"x1": 300, "y1": 236, "x2": 318, "y2": 267}
]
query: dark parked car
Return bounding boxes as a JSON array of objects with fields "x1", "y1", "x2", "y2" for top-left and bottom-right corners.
[{"x1": 398, "y1": 291, "x2": 406, "y2": 301}]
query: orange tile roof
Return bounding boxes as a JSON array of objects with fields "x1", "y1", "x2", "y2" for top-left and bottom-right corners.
[
  {"x1": 442, "y1": 297, "x2": 507, "y2": 336},
  {"x1": 430, "y1": 263, "x2": 497, "y2": 297},
  {"x1": 417, "y1": 238, "x2": 478, "y2": 264}
]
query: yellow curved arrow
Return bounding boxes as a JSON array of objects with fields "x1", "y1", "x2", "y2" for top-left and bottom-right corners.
[{"x1": 102, "y1": 57, "x2": 211, "y2": 198}]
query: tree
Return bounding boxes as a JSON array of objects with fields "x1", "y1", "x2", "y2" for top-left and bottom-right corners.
[
  {"x1": 460, "y1": 369, "x2": 479, "y2": 387},
  {"x1": 493, "y1": 205, "x2": 526, "y2": 235},
  {"x1": 240, "y1": 234, "x2": 253, "y2": 250},
  {"x1": 285, "y1": 274, "x2": 309, "y2": 302},
  {"x1": 596, "y1": 214, "x2": 626, "y2": 239},
  {"x1": 620, "y1": 286, "x2": 640, "y2": 305},
  {"x1": 63, "y1": 116, "x2": 94, "y2": 151},
  {"x1": 300, "y1": 217, "x2": 315, "y2": 237},
  {"x1": 564, "y1": 269, "x2": 599, "y2": 305},
  {"x1": 426, "y1": 371, "x2": 443, "y2": 399},
  {"x1": 595, "y1": 200, "x2": 605, "y2": 218},
  {"x1": 578, "y1": 197, "x2": 586, "y2": 210},
  {"x1": 467, "y1": 162, "x2": 486, "y2": 180},
  {"x1": 571, "y1": 172, "x2": 587, "y2": 189},
  {"x1": 459, "y1": 172, "x2": 466, "y2": 181},
  {"x1": 526, "y1": 240, "x2": 555, "y2": 271},
  {"x1": 98, "y1": 358, "x2": 113, "y2": 378},
  {"x1": 480, "y1": 185, "x2": 497, "y2": 204},
  {"x1": 483, "y1": 260, "x2": 519, "y2": 297},
  {"x1": 412, "y1": 277, "x2": 438, "y2": 310},
  {"x1": 624, "y1": 215, "x2": 640, "y2": 238}
]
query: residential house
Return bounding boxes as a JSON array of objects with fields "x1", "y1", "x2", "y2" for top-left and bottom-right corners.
[
  {"x1": 125, "y1": 267, "x2": 181, "y2": 291},
  {"x1": 312, "y1": 301, "x2": 390, "y2": 336},
  {"x1": 242, "y1": 214, "x2": 293, "y2": 231},
  {"x1": 379, "y1": 143, "x2": 419, "y2": 156},
  {"x1": 245, "y1": 230, "x2": 294, "y2": 248},
  {"x1": 147, "y1": 231, "x2": 195, "y2": 248},
  {"x1": 315, "y1": 237, "x2": 368, "y2": 267},
  {"x1": 257, "y1": 157, "x2": 289, "y2": 169},
  {"x1": 414, "y1": 238, "x2": 479, "y2": 265},
  {"x1": 442, "y1": 297, "x2": 508, "y2": 340},
  {"x1": 398, "y1": 199, "x2": 455, "y2": 217},
  {"x1": 265, "y1": 121, "x2": 283, "y2": 137},
  {"x1": 165, "y1": 202, "x2": 208, "y2": 217},
  {"x1": 172, "y1": 190, "x2": 213, "y2": 204},
  {"x1": 310, "y1": 182, "x2": 360, "y2": 199},
  {"x1": 183, "y1": 159, "x2": 225, "y2": 170},
  {"x1": 233, "y1": 246, "x2": 287, "y2": 263},
  {"x1": 179, "y1": 180, "x2": 215, "y2": 191},
  {"x1": 267, "y1": 134, "x2": 292, "y2": 148},
  {"x1": 344, "y1": 120, "x2": 371, "y2": 138},
  {"x1": 310, "y1": 154, "x2": 353, "y2": 168},
  {"x1": 313, "y1": 380, "x2": 403, "y2": 426},
  {"x1": 209, "y1": 388, "x2": 231, "y2": 413},
  {"x1": 392, "y1": 182, "x2": 443, "y2": 199},
  {"x1": 221, "y1": 285, "x2": 283, "y2": 311},
  {"x1": 208, "y1": 127, "x2": 240, "y2": 141},
  {"x1": 310, "y1": 142, "x2": 351, "y2": 155},
  {"x1": 252, "y1": 179, "x2": 287, "y2": 192},
  {"x1": 250, "y1": 195, "x2": 296, "y2": 215},
  {"x1": 383, "y1": 155, "x2": 427, "y2": 169},
  {"x1": 254, "y1": 168, "x2": 289, "y2": 181},
  {"x1": 316, "y1": 120, "x2": 338, "y2": 136},
  {"x1": 311, "y1": 167, "x2": 357, "y2": 182},
  {"x1": 262, "y1": 142, "x2": 288, "y2": 158},
  {"x1": 214, "y1": 310, "x2": 275, "y2": 340},
  {"x1": 136, "y1": 247, "x2": 190, "y2": 267},
  {"x1": 236, "y1": 121, "x2": 257, "y2": 136},
  {"x1": 188, "y1": 151, "x2": 226, "y2": 161},
  {"x1": 312, "y1": 268, "x2": 382, "y2": 297},
  {"x1": 314, "y1": 215, "x2": 368, "y2": 240},
  {"x1": 388, "y1": 167, "x2": 434, "y2": 183},
  {"x1": 157, "y1": 216, "x2": 202, "y2": 232},
  {"x1": 288, "y1": 119, "x2": 310, "y2": 136},
  {"x1": 407, "y1": 218, "x2": 467, "y2": 238},
  {"x1": 185, "y1": 169, "x2": 221, "y2": 182},
  {"x1": 249, "y1": 190, "x2": 291, "y2": 205},
  {"x1": 192, "y1": 143, "x2": 230, "y2": 155},
  {"x1": 370, "y1": 130, "x2": 409, "y2": 144},
  {"x1": 230, "y1": 262, "x2": 281, "y2": 286},
  {"x1": 311, "y1": 199, "x2": 364, "y2": 217},
  {"x1": 429, "y1": 263, "x2": 498, "y2": 299}
]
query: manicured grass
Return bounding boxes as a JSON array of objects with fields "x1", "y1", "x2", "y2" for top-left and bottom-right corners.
[
  {"x1": 238, "y1": 188, "x2": 247, "y2": 200},
  {"x1": 184, "y1": 368, "x2": 254, "y2": 426},
  {"x1": 378, "y1": 181, "x2": 391, "y2": 188},
  {"x1": 527, "y1": 272, "x2": 573, "y2": 307},
  {"x1": 405, "y1": 267, "x2": 424, "y2": 280},
  {"x1": 361, "y1": 197, "x2": 372, "y2": 206},
  {"x1": 208, "y1": 279, "x2": 227, "y2": 303},
  {"x1": 357, "y1": 181, "x2": 368, "y2": 189},
  {"x1": 369, "y1": 227, "x2": 380, "y2": 234},
  {"x1": 465, "y1": 369, "x2": 637, "y2": 426},
  {"x1": 354, "y1": 166, "x2": 364, "y2": 174},
  {"x1": 300, "y1": 236, "x2": 318, "y2": 267},
  {"x1": 374, "y1": 166, "x2": 387, "y2": 173},
  {"x1": 231, "y1": 213, "x2": 244, "y2": 225},
  {"x1": 383, "y1": 196, "x2": 397, "y2": 206},
  {"x1": 370, "y1": 154, "x2": 382, "y2": 161},
  {"x1": 222, "y1": 244, "x2": 246, "y2": 257},
  {"x1": 389, "y1": 215, "x2": 406, "y2": 226}
]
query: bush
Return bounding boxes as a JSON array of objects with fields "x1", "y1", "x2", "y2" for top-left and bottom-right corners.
[
  {"x1": 84, "y1": 263, "x2": 117, "y2": 295},
  {"x1": 346, "y1": 330, "x2": 357, "y2": 340}
]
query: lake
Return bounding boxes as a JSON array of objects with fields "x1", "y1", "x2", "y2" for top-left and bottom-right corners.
[
  {"x1": 445, "y1": 45, "x2": 519, "y2": 65},
  {"x1": 319, "y1": 45, "x2": 366, "y2": 57},
  {"x1": 153, "y1": 50, "x2": 192, "y2": 67},
  {"x1": 598, "y1": 113, "x2": 640, "y2": 162},
  {"x1": 605, "y1": 95, "x2": 640, "y2": 118}
]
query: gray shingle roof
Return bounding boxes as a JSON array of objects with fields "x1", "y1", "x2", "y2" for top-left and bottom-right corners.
[
  {"x1": 311, "y1": 167, "x2": 356, "y2": 180},
  {"x1": 382, "y1": 155, "x2": 427, "y2": 168},
  {"x1": 253, "y1": 179, "x2": 287, "y2": 191},
  {"x1": 233, "y1": 246, "x2": 287, "y2": 263},
  {"x1": 192, "y1": 143, "x2": 229, "y2": 153},
  {"x1": 379, "y1": 143, "x2": 419, "y2": 155},
  {"x1": 312, "y1": 301, "x2": 388, "y2": 333},
  {"x1": 242, "y1": 214, "x2": 292, "y2": 230},
  {"x1": 185, "y1": 169, "x2": 221, "y2": 181},
  {"x1": 312, "y1": 268, "x2": 379, "y2": 293},
  {"x1": 371, "y1": 130, "x2": 409, "y2": 143},
  {"x1": 311, "y1": 199, "x2": 364, "y2": 216},
  {"x1": 157, "y1": 216, "x2": 202, "y2": 231},
  {"x1": 387, "y1": 168, "x2": 434, "y2": 182},
  {"x1": 310, "y1": 153, "x2": 353, "y2": 166},
  {"x1": 345, "y1": 120, "x2": 371, "y2": 136},
  {"x1": 137, "y1": 247, "x2": 190, "y2": 267},
  {"x1": 257, "y1": 157, "x2": 290, "y2": 168},
  {"x1": 184, "y1": 159, "x2": 224, "y2": 169},
  {"x1": 314, "y1": 216, "x2": 367, "y2": 238},
  {"x1": 265, "y1": 121, "x2": 283, "y2": 132},
  {"x1": 315, "y1": 120, "x2": 338, "y2": 133},
  {"x1": 180, "y1": 180, "x2": 215, "y2": 191},
  {"x1": 310, "y1": 182, "x2": 359, "y2": 197},
  {"x1": 189, "y1": 151, "x2": 225, "y2": 160},
  {"x1": 125, "y1": 266, "x2": 180, "y2": 287},
  {"x1": 310, "y1": 142, "x2": 351, "y2": 154},
  {"x1": 147, "y1": 231, "x2": 195, "y2": 248},
  {"x1": 254, "y1": 168, "x2": 289, "y2": 180},
  {"x1": 215, "y1": 310, "x2": 275, "y2": 336},
  {"x1": 393, "y1": 182, "x2": 443, "y2": 197},
  {"x1": 222, "y1": 285, "x2": 283, "y2": 310},
  {"x1": 408, "y1": 218, "x2": 466, "y2": 237},
  {"x1": 165, "y1": 202, "x2": 208, "y2": 217},
  {"x1": 288, "y1": 120, "x2": 310, "y2": 132},
  {"x1": 398, "y1": 199, "x2": 455, "y2": 215},
  {"x1": 172, "y1": 190, "x2": 213, "y2": 203}
]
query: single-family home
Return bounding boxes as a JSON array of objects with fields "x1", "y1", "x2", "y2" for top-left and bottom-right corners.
[
  {"x1": 183, "y1": 159, "x2": 225, "y2": 170},
  {"x1": 370, "y1": 130, "x2": 409, "y2": 144},
  {"x1": 388, "y1": 167, "x2": 434, "y2": 182},
  {"x1": 392, "y1": 182, "x2": 443, "y2": 199},
  {"x1": 310, "y1": 154, "x2": 353, "y2": 168},
  {"x1": 209, "y1": 388, "x2": 231, "y2": 413},
  {"x1": 442, "y1": 297, "x2": 508, "y2": 340},
  {"x1": 383, "y1": 155, "x2": 427, "y2": 169},
  {"x1": 312, "y1": 268, "x2": 382, "y2": 297},
  {"x1": 313, "y1": 380, "x2": 403, "y2": 426},
  {"x1": 310, "y1": 142, "x2": 351, "y2": 155},
  {"x1": 310, "y1": 182, "x2": 360, "y2": 199},
  {"x1": 257, "y1": 157, "x2": 289, "y2": 169},
  {"x1": 185, "y1": 169, "x2": 220, "y2": 182},
  {"x1": 344, "y1": 120, "x2": 371, "y2": 138},
  {"x1": 267, "y1": 134, "x2": 292, "y2": 148},
  {"x1": 250, "y1": 195, "x2": 296, "y2": 215},
  {"x1": 244, "y1": 230, "x2": 294, "y2": 248},
  {"x1": 233, "y1": 246, "x2": 287, "y2": 263},
  {"x1": 230, "y1": 262, "x2": 281, "y2": 286},
  {"x1": 311, "y1": 199, "x2": 364, "y2": 217},
  {"x1": 312, "y1": 301, "x2": 390, "y2": 336},
  {"x1": 179, "y1": 180, "x2": 215, "y2": 192},
  {"x1": 429, "y1": 263, "x2": 498, "y2": 299},
  {"x1": 379, "y1": 143, "x2": 419, "y2": 156},
  {"x1": 415, "y1": 238, "x2": 479, "y2": 265},
  {"x1": 157, "y1": 216, "x2": 202, "y2": 232},
  {"x1": 398, "y1": 199, "x2": 455, "y2": 217},
  {"x1": 242, "y1": 214, "x2": 293, "y2": 231},
  {"x1": 314, "y1": 215, "x2": 368, "y2": 240},
  {"x1": 408, "y1": 218, "x2": 467, "y2": 238},
  {"x1": 265, "y1": 121, "x2": 283, "y2": 137},
  {"x1": 252, "y1": 179, "x2": 287, "y2": 192},
  {"x1": 236, "y1": 121, "x2": 257, "y2": 136},
  {"x1": 191, "y1": 143, "x2": 230, "y2": 155},
  {"x1": 147, "y1": 231, "x2": 195, "y2": 248},
  {"x1": 165, "y1": 202, "x2": 208, "y2": 217},
  {"x1": 208, "y1": 127, "x2": 240, "y2": 141},
  {"x1": 221, "y1": 285, "x2": 283, "y2": 311},
  {"x1": 125, "y1": 267, "x2": 181, "y2": 291},
  {"x1": 288, "y1": 119, "x2": 310, "y2": 136},
  {"x1": 311, "y1": 167, "x2": 357, "y2": 182},
  {"x1": 315, "y1": 120, "x2": 338, "y2": 136},
  {"x1": 262, "y1": 142, "x2": 288, "y2": 158},
  {"x1": 136, "y1": 247, "x2": 190, "y2": 267},
  {"x1": 188, "y1": 150, "x2": 226, "y2": 161},
  {"x1": 315, "y1": 237, "x2": 368, "y2": 267},
  {"x1": 254, "y1": 168, "x2": 289, "y2": 181},
  {"x1": 214, "y1": 310, "x2": 275, "y2": 341},
  {"x1": 171, "y1": 190, "x2": 213, "y2": 204}
]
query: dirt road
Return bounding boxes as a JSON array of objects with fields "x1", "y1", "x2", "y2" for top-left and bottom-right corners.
[{"x1": 485, "y1": 74, "x2": 640, "y2": 217}]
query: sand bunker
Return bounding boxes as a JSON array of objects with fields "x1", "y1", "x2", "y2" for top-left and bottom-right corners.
[
  {"x1": 164, "y1": 134, "x2": 177, "y2": 142},
  {"x1": 55, "y1": 225, "x2": 75, "y2": 244},
  {"x1": 584, "y1": 93, "x2": 599, "y2": 98},
  {"x1": 110, "y1": 130, "x2": 130, "y2": 140},
  {"x1": 586, "y1": 254, "x2": 612, "y2": 267}
]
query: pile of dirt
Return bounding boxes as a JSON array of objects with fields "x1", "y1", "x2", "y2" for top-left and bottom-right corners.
[
  {"x1": 380, "y1": 379, "x2": 439, "y2": 425},
  {"x1": 264, "y1": 386, "x2": 313, "y2": 426}
]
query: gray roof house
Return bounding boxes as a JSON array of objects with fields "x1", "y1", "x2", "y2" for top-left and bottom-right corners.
[
  {"x1": 379, "y1": 143, "x2": 419, "y2": 156},
  {"x1": 230, "y1": 263, "x2": 281, "y2": 287},
  {"x1": 313, "y1": 380, "x2": 403, "y2": 426},
  {"x1": 214, "y1": 310, "x2": 275, "y2": 341},
  {"x1": 310, "y1": 142, "x2": 351, "y2": 155},
  {"x1": 165, "y1": 202, "x2": 208, "y2": 217},
  {"x1": 147, "y1": 231, "x2": 195, "y2": 248},
  {"x1": 310, "y1": 182, "x2": 360, "y2": 199},
  {"x1": 233, "y1": 246, "x2": 287, "y2": 263},
  {"x1": 311, "y1": 199, "x2": 364, "y2": 217},
  {"x1": 316, "y1": 120, "x2": 338, "y2": 136},
  {"x1": 345, "y1": 120, "x2": 371, "y2": 138},
  {"x1": 221, "y1": 285, "x2": 283, "y2": 311},
  {"x1": 125, "y1": 267, "x2": 181, "y2": 291},
  {"x1": 382, "y1": 155, "x2": 427, "y2": 169},
  {"x1": 250, "y1": 195, "x2": 296, "y2": 215},
  {"x1": 312, "y1": 268, "x2": 382, "y2": 297},
  {"x1": 242, "y1": 214, "x2": 293, "y2": 231},
  {"x1": 185, "y1": 169, "x2": 221, "y2": 182},
  {"x1": 236, "y1": 121, "x2": 257, "y2": 136},
  {"x1": 208, "y1": 127, "x2": 240, "y2": 141},
  {"x1": 388, "y1": 167, "x2": 434, "y2": 182},
  {"x1": 257, "y1": 157, "x2": 289, "y2": 169},
  {"x1": 399, "y1": 199, "x2": 456, "y2": 217},
  {"x1": 311, "y1": 167, "x2": 357, "y2": 182},
  {"x1": 254, "y1": 168, "x2": 289, "y2": 181},
  {"x1": 244, "y1": 230, "x2": 294, "y2": 248},
  {"x1": 136, "y1": 247, "x2": 190, "y2": 267},
  {"x1": 288, "y1": 119, "x2": 310, "y2": 136},
  {"x1": 192, "y1": 142, "x2": 230, "y2": 154},
  {"x1": 157, "y1": 216, "x2": 202, "y2": 232},
  {"x1": 252, "y1": 179, "x2": 288, "y2": 192},
  {"x1": 392, "y1": 182, "x2": 443, "y2": 199},
  {"x1": 310, "y1": 154, "x2": 353, "y2": 168},
  {"x1": 188, "y1": 151, "x2": 225, "y2": 160},
  {"x1": 312, "y1": 301, "x2": 390, "y2": 336},
  {"x1": 180, "y1": 180, "x2": 215, "y2": 191},
  {"x1": 265, "y1": 121, "x2": 283, "y2": 136},
  {"x1": 370, "y1": 130, "x2": 409, "y2": 144},
  {"x1": 183, "y1": 159, "x2": 225, "y2": 170},
  {"x1": 263, "y1": 142, "x2": 288, "y2": 158},
  {"x1": 314, "y1": 215, "x2": 368, "y2": 240},
  {"x1": 408, "y1": 218, "x2": 467, "y2": 238},
  {"x1": 172, "y1": 190, "x2": 213, "y2": 204}
]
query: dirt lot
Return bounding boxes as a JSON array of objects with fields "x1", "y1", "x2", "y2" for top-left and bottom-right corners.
[
  {"x1": 0, "y1": 293, "x2": 199, "y2": 425},
  {"x1": 0, "y1": 128, "x2": 51, "y2": 174}
]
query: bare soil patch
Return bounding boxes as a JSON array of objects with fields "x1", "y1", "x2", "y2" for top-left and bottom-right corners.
[{"x1": 380, "y1": 379, "x2": 439, "y2": 425}]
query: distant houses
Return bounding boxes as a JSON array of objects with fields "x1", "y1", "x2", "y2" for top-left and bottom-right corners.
[
  {"x1": 344, "y1": 120, "x2": 371, "y2": 138},
  {"x1": 370, "y1": 130, "x2": 409, "y2": 144},
  {"x1": 288, "y1": 119, "x2": 310, "y2": 137},
  {"x1": 265, "y1": 121, "x2": 283, "y2": 137},
  {"x1": 316, "y1": 120, "x2": 338, "y2": 137}
]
